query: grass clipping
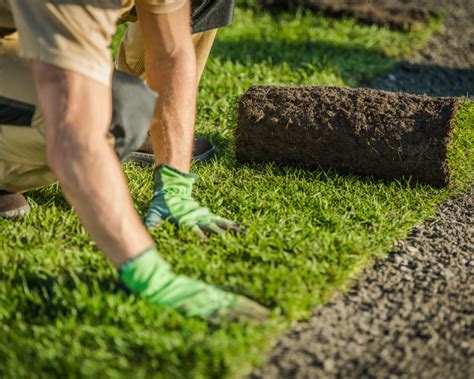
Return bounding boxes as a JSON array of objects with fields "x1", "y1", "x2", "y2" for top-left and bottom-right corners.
[{"x1": 237, "y1": 85, "x2": 462, "y2": 187}]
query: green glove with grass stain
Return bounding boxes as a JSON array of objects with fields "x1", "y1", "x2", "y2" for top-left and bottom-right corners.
[
  {"x1": 145, "y1": 164, "x2": 241, "y2": 238},
  {"x1": 120, "y1": 247, "x2": 269, "y2": 323}
]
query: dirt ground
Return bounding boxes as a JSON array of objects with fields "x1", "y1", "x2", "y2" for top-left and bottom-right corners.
[
  {"x1": 366, "y1": 0, "x2": 474, "y2": 98},
  {"x1": 264, "y1": 0, "x2": 473, "y2": 97},
  {"x1": 251, "y1": 0, "x2": 473, "y2": 377},
  {"x1": 237, "y1": 86, "x2": 460, "y2": 186}
]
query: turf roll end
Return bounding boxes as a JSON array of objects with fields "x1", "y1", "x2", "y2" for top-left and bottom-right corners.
[{"x1": 236, "y1": 86, "x2": 462, "y2": 187}]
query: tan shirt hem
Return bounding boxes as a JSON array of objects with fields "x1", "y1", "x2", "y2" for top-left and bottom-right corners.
[
  {"x1": 137, "y1": 0, "x2": 187, "y2": 14},
  {"x1": 19, "y1": 45, "x2": 112, "y2": 87}
]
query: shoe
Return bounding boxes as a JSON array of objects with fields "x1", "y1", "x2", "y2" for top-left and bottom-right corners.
[
  {"x1": 191, "y1": 136, "x2": 216, "y2": 162},
  {"x1": 126, "y1": 135, "x2": 216, "y2": 166},
  {"x1": 0, "y1": 190, "x2": 30, "y2": 218}
]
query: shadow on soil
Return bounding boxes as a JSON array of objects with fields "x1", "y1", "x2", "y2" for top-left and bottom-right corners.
[{"x1": 365, "y1": 62, "x2": 474, "y2": 97}]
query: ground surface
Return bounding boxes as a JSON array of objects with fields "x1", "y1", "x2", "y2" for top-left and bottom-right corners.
[
  {"x1": 252, "y1": 0, "x2": 473, "y2": 377},
  {"x1": 252, "y1": 191, "x2": 473, "y2": 379},
  {"x1": 0, "y1": 3, "x2": 472, "y2": 378},
  {"x1": 263, "y1": 0, "x2": 437, "y2": 30},
  {"x1": 367, "y1": 0, "x2": 474, "y2": 98}
]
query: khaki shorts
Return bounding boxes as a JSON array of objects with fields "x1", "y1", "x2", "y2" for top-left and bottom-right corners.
[
  {"x1": 0, "y1": 0, "x2": 213, "y2": 193},
  {"x1": 0, "y1": 0, "x2": 186, "y2": 86},
  {"x1": 0, "y1": 34, "x2": 55, "y2": 192},
  {"x1": 0, "y1": 23, "x2": 216, "y2": 194},
  {"x1": 117, "y1": 21, "x2": 217, "y2": 82}
]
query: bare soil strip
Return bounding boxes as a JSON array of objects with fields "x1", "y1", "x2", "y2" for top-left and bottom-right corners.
[
  {"x1": 237, "y1": 86, "x2": 460, "y2": 186},
  {"x1": 366, "y1": 0, "x2": 474, "y2": 98}
]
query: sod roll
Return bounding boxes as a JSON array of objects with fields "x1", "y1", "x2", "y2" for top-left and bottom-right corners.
[{"x1": 236, "y1": 86, "x2": 461, "y2": 186}]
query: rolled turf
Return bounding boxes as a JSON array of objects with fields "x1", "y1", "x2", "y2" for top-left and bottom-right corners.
[{"x1": 236, "y1": 86, "x2": 462, "y2": 186}]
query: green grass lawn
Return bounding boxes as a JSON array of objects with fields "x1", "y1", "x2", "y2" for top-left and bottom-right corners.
[{"x1": 1, "y1": 5, "x2": 472, "y2": 378}]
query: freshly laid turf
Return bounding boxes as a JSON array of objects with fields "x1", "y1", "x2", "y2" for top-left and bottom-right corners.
[{"x1": 1, "y1": 5, "x2": 471, "y2": 379}]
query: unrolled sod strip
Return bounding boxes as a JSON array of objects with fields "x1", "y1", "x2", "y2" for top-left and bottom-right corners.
[{"x1": 236, "y1": 86, "x2": 461, "y2": 186}]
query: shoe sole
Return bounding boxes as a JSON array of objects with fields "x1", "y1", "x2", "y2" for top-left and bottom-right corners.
[
  {"x1": 124, "y1": 151, "x2": 154, "y2": 166},
  {"x1": 125, "y1": 144, "x2": 216, "y2": 166},
  {"x1": 0, "y1": 203, "x2": 31, "y2": 219}
]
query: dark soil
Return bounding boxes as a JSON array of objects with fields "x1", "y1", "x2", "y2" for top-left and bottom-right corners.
[
  {"x1": 368, "y1": 63, "x2": 474, "y2": 99},
  {"x1": 237, "y1": 86, "x2": 461, "y2": 186},
  {"x1": 252, "y1": 190, "x2": 473, "y2": 379},
  {"x1": 261, "y1": 0, "x2": 436, "y2": 30},
  {"x1": 366, "y1": 0, "x2": 474, "y2": 98}
]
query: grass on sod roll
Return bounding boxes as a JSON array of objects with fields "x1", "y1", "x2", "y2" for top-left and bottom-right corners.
[{"x1": 1, "y1": 5, "x2": 471, "y2": 378}]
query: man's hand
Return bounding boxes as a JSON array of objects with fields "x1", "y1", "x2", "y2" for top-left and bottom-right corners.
[
  {"x1": 120, "y1": 247, "x2": 269, "y2": 324},
  {"x1": 145, "y1": 165, "x2": 241, "y2": 238}
]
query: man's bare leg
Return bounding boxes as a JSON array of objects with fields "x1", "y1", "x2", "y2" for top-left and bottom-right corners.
[
  {"x1": 149, "y1": 28, "x2": 218, "y2": 169},
  {"x1": 193, "y1": 29, "x2": 218, "y2": 85}
]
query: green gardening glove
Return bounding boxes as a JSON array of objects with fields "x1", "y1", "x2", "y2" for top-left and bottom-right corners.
[
  {"x1": 145, "y1": 164, "x2": 241, "y2": 238},
  {"x1": 120, "y1": 247, "x2": 269, "y2": 324}
]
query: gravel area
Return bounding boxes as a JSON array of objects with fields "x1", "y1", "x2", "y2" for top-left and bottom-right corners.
[{"x1": 252, "y1": 1, "x2": 473, "y2": 377}]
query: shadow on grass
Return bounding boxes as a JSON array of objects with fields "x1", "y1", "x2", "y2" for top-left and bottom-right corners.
[
  {"x1": 2, "y1": 270, "x2": 124, "y2": 323},
  {"x1": 211, "y1": 38, "x2": 397, "y2": 83},
  {"x1": 24, "y1": 186, "x2": 71, "y2": 212},
  {"x1": 230, "y1": 160, "x2": 439, "y2": 192},
  {"x1": 212, "y1": 38, "x2": 474, "y2": 98}
]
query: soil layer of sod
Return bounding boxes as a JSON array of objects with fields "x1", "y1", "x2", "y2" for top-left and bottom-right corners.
[{"x1": 237, "y1": 86, "x2": 461, "y2": 186}]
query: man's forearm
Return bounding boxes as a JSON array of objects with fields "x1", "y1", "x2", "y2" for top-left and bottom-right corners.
[
  {"x1": 32, "y1": 62, "x2": 153, "y2": 267},
  {"x1": 147, "y1": 51, "x2": 197, "y2": 172},
  {"x1": 137, "y1": 2, "x2": 197, "y2": 173}
]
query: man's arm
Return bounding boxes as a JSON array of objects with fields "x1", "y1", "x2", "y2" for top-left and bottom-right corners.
[
  {"x1": 31, "y1": 62, "x2": 153, "y2": 267},
  {"x1": 135, "y1": 2, "x2": 240, "y2": 236},
  {"x1": 136, "y1": 1, "x2": 196, "y2": 173},
  {"x1": 30, "y1": 62, "x2": 268, "y2": 323}
]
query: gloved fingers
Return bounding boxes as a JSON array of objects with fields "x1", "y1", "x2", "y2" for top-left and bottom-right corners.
[
  {"x1": 215, "y1": 218, "x2": 243, "y2": 234},
  {"x1": 198, "y1": 222, "x2": 227, "y2": 236},
  {"x1": 190, "y1": 224, "x2": 208, "y2": 240}
]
